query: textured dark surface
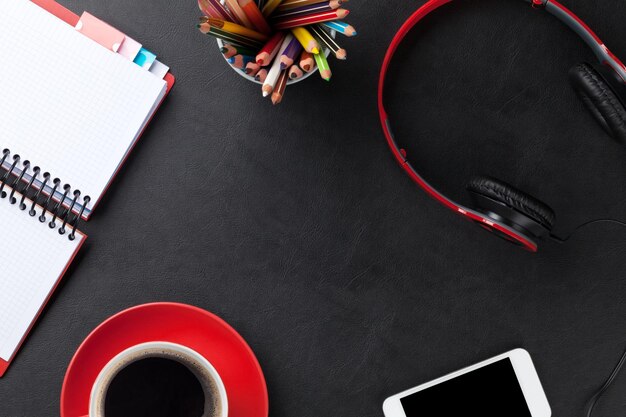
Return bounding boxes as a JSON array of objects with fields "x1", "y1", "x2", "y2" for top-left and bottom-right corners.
[{"x1": 3, "y1": 0, "x2": 626, "y2": 416}]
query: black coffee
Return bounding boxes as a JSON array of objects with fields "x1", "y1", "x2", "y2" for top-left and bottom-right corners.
[{"x1": 104, "y1": 357, "x2": 206, "y2": 417}]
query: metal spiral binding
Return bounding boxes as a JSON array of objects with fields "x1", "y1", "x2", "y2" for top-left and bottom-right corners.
[{"x1": 0, "y1": 148, "x2": 90, "y2": 241}]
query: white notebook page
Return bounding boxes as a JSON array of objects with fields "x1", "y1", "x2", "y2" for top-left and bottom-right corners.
[
  {"x1": 0, "y1": 0, "x2": 167, "y2": 218},
  {"x1": 0, "y1": 189, "x2": 84, "y2": 361}
]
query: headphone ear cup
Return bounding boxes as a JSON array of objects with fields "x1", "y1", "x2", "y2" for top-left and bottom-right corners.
[
  {"x1": 466, "y1": 176, "x2": 555, "y2": 239},
  {"x1": 569, "y1": 63, "x2": 626, "y2": 144}
]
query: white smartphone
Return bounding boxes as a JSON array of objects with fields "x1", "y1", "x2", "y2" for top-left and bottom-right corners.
[{"x1": 383, "y1": 349, "x2": 551, "y2": 417}]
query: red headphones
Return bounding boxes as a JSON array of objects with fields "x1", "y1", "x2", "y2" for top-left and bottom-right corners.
[{"x1": 378, "y1": 0, "x2": 626, "y2": 252}]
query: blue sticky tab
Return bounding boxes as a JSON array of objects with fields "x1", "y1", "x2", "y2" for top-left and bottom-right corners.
[{"x1": 133, "y1": 48, "x2": 157, "y2": 70}]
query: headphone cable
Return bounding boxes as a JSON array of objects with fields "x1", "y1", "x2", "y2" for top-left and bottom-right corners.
[
  {"x1": 585, "y1": 344, "x2": 626, "y2": 417},
  {"x1": 549, "y1": 219, "x2": 626, "y2": 243},
  {"x1": 549, "y1": 219, "x2": 626, "y2": 415}
]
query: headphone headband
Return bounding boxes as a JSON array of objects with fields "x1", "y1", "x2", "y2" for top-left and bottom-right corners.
[{"x1": 378, "y1": 0, "x2": 626, "y2": 252}]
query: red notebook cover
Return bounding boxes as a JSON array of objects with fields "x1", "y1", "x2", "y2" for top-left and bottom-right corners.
[{"x1": 0, "y1": 0, "x2": 175, "y2": 377}]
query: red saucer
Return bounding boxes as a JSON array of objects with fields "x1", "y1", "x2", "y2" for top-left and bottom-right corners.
[{"x1": 61, "y1": 302, "x2": 268, "y2": 417}]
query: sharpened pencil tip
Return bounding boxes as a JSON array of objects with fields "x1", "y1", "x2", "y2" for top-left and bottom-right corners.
[
  {"x1": 262, "y1": 91, "x2": 269, "y2": 97},
  {"x1": 312, "y1": 48, "x2": 319, "y2": 54}
]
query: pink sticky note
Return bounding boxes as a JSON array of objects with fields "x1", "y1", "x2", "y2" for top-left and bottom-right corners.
[
  {"x1": 118, "y1": 36, "x2": 142, "y2": 61},
  {"x1": 75, "y1": 12, "x2": 125, "y2": 52}
]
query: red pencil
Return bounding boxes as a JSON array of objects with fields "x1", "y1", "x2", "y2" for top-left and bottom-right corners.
[
  {"x1": 299, "y1": 50, "x2": 315, "y2": 72},
  {"x1": 198, "y1": 0, "x2": 223, "y2": 18},
  {"x1": 255, "y1": 32, "x2": 285, "y2": 66},
  {"x1": 238, "y1": 0, "x2": 273, "y2": 35},
  {"x1": 199, "y1": 0, "x2": 238, "y2": 22},
  {"x1": 272, "y1": 9, "x2": 348, "y2": 30}
]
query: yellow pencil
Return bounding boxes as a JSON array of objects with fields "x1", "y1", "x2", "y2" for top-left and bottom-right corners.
[
  {"x1": 290, "y1": 26, "x2": 320, "y2": 54},
  {"x1": 262, "y1": 0, "x2": 284, "y2": 17},
  {"x1": 207, "y1": 18, "x2": 269, "y2": 42}
]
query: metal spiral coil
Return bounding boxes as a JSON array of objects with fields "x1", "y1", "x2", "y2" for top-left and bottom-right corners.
[{"x1": 0, "y1": 148, "x2": 90, "y2": 241}]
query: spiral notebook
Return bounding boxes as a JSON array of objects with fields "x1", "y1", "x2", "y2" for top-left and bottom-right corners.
[
  {"x1": 0, "y1": 0, "x2": 175, "y2": 376},
  {"x1": 1, "y1": 0, "x2": 174, "y2": 220}
]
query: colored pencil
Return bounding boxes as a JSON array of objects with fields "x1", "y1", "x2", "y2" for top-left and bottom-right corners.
[
  {"x1": 279, "y1": 36, "x2": 302, "y2": 69},
  {"x1": 277, "y1": 0, "x2": 347, "y2": 11},
  {"x1": 255, "y1": 32, "x2": 285, "y2": 66},
  {"x1": 199, "y1": 24, "x2": 263, "y2": 48},
  {"x1": 228, "y1": 54, "x2": 256, "y2": 69},
  {"x1": 200, "y1": 0, "x2": 238, "y2": 21},
  {"x1": 221, "y1": 43, "x2": 258, "y2": 58},
  {"x1": 213, "y1": 28, "x2": 264, "y2": 48},
  {"x1": 262, "y1": 0, "x2": 284, "y2": 17},
  {"x1": 263, "y1": 34, "x2": 293, "y2": 96},
  {"x1": 255, "y1": 68, "x2": 269, "y2": 82},
  {"x1": 271, "y1": 69, "x2": 289, "y2": 105},
  {"x1": 313, "y1": 49, "x2": 331, "y2": 80},
  {"x1": 197, "y1": 20, "x2": 213, "y2": 33},
  {"x1": 310, "y1": 24, "x2": 346, "y2": 59},
  {"x1": 290, "y1": 26, "x2": 319, "y2": 54},
  {"x1": 288, "y1": 64, "x2": 304, "y2": 79},
  {"x1": 198, "y1": 23, "x2": 263, "y2": 49},
  {"x1": 299, "y1": 50, "x2": 315, "y2": 72},
  {"x1": 272, "y1": 0, "x2": 342, "y2": 19},
  {"x1": 198, "y1": 0, "x2": 224, "y2": 19},
  {"x1": 272, "y1": 9, "x2": 348, "y2": 30},
  {"x1": 322, "y1": 20, "x2": 356, "y2": 36},
  {"x1": 207, "y1": 18, "x2": 269, "y2": 42},
  {"x1": 212, "y1": 0, "x2": 240, "y2": 23},
  {"x1": 245, "y1": 61, "x2": 261, "y2": 76},
  {"x1": 238, "y1": 0, "x2": 273, "y2": 35},
  {"x1": 224, "y1": 0, "x2": 254, "y2": 27}
]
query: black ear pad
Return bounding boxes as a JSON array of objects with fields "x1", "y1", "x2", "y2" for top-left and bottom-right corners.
[
  {"x1": 569, "y1": 63, "x2": 626, "y2": 144},
  {"x1": 466, "y1": 176, "x2": 555, "y2": 239}
]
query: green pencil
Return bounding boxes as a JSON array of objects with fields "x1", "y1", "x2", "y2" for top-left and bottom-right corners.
[
  {"x1": 221, "y1": 43, "x2": 259, "y2": 59},
  {"x1": 313, "y1": 46, "x2": 331, "y2": 81}
]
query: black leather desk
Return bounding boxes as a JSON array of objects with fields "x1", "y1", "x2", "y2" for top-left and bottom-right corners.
[{"x1": 3, "y1": 0, "x2": 626, "y2": 415}]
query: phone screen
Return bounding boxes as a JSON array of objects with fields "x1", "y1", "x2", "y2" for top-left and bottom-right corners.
[{"x1": 400, "y1": 358, "x2": 531, "y2": 416}]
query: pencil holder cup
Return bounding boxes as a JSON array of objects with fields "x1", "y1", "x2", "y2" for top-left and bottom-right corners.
[
  {"x1": 216, "y1": 36, "x2": 333, "y2": 85},
  {"x1": 198, "y1": 0, "x2": 354, "y2": 102}
]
